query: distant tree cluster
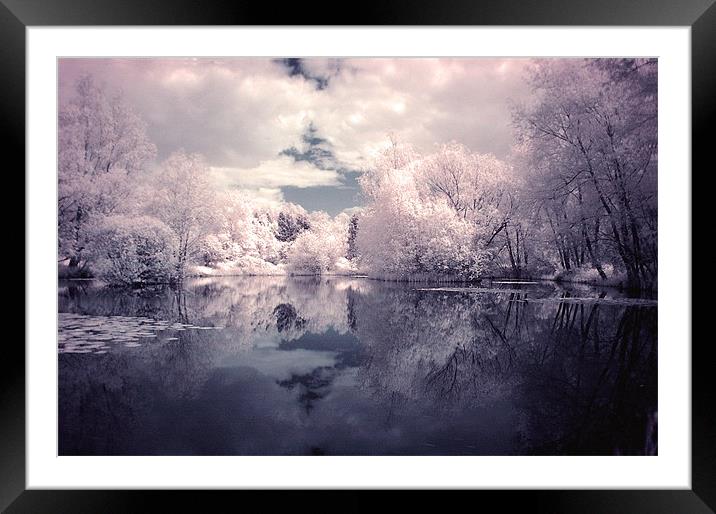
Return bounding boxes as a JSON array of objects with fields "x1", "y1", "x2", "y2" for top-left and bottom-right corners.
[
  {"x1": 59, "y1": 59, "x2": 657, "y2": 290},
  {"x1": 276, "y1": 212, "x2": 311, "y2": 242}
]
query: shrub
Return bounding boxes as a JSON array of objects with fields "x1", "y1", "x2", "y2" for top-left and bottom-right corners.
[
  {"x1": 285, "y1": 216, "x2": 348, "y2": 275},
  {"x1": 88, "y1": 215, "x2": 176, "y2": 285}
]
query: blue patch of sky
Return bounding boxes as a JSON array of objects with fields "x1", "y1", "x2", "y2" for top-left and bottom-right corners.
[
  {"x1": 271, "y1": 60, "x2": 364, "y2": 214},
  {"x1": 279, "y1": 123, "x2": 337, "y2": 169},
  {"x1": 278, "y1": 122, "x2": 364, "y2": 215},
  {"x1": 275, "y1": 58, "x2": 333, "y2": 90},
  {"x1": 282, "y1": 178, "x2": 362, "y2": 216}
]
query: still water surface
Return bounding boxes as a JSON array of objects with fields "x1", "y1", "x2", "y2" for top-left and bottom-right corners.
[{"x1": 59, "y1": 276, "x2": 657, "y2": 455}]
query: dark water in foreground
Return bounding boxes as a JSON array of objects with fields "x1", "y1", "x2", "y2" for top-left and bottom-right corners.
[{"x1": 58, "y1": 276, "x2": 657, "y2": 456}]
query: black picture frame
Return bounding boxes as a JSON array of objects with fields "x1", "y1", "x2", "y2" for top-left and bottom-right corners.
[{"x1": 4, "y1": 0, "x2": 712, "y2": 511}]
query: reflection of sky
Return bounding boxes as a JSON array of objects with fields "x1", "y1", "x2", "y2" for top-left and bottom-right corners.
[
  {"x1": 221, "y1": 348, "x2": 338, "y2": 380},
  {"x1": 59, "y1": 316, "x2": 520, "y2": 455},
  {"x1": 58, "y1": 276, "x2": 658, "y2": 456},
  {"x1": 168, "y1": 364, "x2": 518, "y2": 456}
]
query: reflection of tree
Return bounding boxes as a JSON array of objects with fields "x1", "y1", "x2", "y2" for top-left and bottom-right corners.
[
  {"x1": 276, "y1": 366, "x2": 337, "y2": 414},
  {"x1": 353, "y1": 287, "x2": 515, "y2": 408},
  {"x1": 347, "y1": 288, "x2": 358, "y2": 333},
  {"x1": 59, "y1": 328, "x2": 221, "y2": 455},
  {"x1": 515, "y1": 302, "x2": 657, "y2": 455},
  {"x1": 352, "y1": 284, "x2": 657, "y2": 454},
  {"x1": 59, "y1": 275, "x2": 361, "y2": 344},
  {"x1": 59, "y1": 281, "x2": 181, "y2": 321},
  {"x1": 273, "y1": 303, "x2": 306, "y2": 333},
  {"x1": 59, "y1": 277, "x2": 657, "y2": 455},
  {"x1": 59, "y1": 276, "x2": 367, "y2": 447}
]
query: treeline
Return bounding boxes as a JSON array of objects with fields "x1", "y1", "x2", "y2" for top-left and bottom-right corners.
[
  {"x1": 58, "y1": 76, "x2": 356, "y2": 285},
  {"x1": 355, "y1": 59, "x2": 657, "y2": 289},
  {"x1": 59, "y1": 59, "x2": 657, "y2": 290},
  {"x1": 513, "y1": 59, "x2": 657, "y2": 291}
]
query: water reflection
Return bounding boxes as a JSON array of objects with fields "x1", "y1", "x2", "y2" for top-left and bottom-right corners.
[{"x1": 59, "y1": 277, "x2": 657, "y2": 456}]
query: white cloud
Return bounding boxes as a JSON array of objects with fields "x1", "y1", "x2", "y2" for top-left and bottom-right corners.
[
  {"x1": 59, "y1": 57, "x2": 534, "y2": 212},
  {"x1": 60, "y1": 58, "x2": 532, "y2": 169},
  {"x1": 239, "y1": 187, "x2": 285, "y2": 208},
  {"x1": 341, "y1": 206, "x2": 365, "y2": 216},
  {"x1": 211, "y1": 155, "x2": 342, "y2": 190}
]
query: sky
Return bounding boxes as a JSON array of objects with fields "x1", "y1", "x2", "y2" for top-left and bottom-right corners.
[{"x1": 59, "y1": 58, "x2": 533, "y2": 215}]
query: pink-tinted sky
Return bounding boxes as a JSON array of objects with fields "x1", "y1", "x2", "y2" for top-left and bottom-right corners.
[{"x1": 59, "y1": 58, "x2": 533, "y2": 214}]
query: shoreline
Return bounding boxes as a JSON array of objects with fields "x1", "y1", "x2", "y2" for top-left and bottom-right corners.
[{"x1": 59, "y1": 271, "x2": 656, "y2": 294}]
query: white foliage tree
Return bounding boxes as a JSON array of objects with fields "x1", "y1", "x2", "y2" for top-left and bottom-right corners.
[
  {"x1": 357, "y1": 143, "x2": 485, "y2": 280},
  {"x1": 88, "y1": 215, "x2": 176, "y2": 285},
  {"x1": 58, "y1": 75, "x2": 156, "y2": 270},
  {"x1": 147, "y1": 151, "x2": 216, "y2": 280},
  {"x1": 417, "y1": 143, "x2": 516, "y2": 239},
  {"x1": 513, "y1": 58, "x2": 658, "y2": 288},
  {"x1": 286, "y1": 212, "x2": 349, "y2": 274}
]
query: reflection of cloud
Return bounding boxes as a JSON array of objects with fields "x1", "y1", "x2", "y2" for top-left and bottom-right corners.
[
  {"x1": 59, "y1": 277, "x2": 657, "y2": 455},
  {"x1": 230, "y1": 347, "x2": 337, "y2": 380}
]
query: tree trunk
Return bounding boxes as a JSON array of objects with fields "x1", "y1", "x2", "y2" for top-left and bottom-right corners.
[
  {"x1": 584, "y1": 232, "x2": 607, "y2": 280},
  {"x1": 505, "y1": 227, "x2": 519, "y2": 277}
]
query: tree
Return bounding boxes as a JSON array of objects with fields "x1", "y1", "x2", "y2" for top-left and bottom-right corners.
[
  {"x1": 286, "y1": 212, "x2": 349, "y2": 274},
  {"x1": 416, "y1": 142, "x2": 526, "y2": 275},
  {"x1": 513, "y1": 59, "x2": 657, "y2": 289},
  {"x1": 347, "y1": 214, "x2": 359, "y2": 260},
  {"x1": 147, "y1": 151, "x2": 216, "y2": 280},
  {"x1": 276, "y1": 211, "x2": 311, "y2": 242},
  {"x1": 58, "y1": 75, "x2": 156, "y2": 269},
  {"x1": 356, "y1": 143, "x2": 485, "y2": 280},
  {"x1": 88, "y1": 215, "x2": 176, "y2": 285}
]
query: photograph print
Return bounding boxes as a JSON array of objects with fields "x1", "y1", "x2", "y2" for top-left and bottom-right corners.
[{"x1": 58, "y1": 57, "x2": 658, "y2": 456}]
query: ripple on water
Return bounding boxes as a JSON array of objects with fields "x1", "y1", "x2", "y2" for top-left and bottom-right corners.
[{"x1": 57, "y1": 312, "x2": 223, "y2": 354}]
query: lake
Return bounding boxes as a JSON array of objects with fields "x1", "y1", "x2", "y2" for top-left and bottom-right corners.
[{"x1": 58, "y1": 276, "x2": 657, "y2": 456}]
